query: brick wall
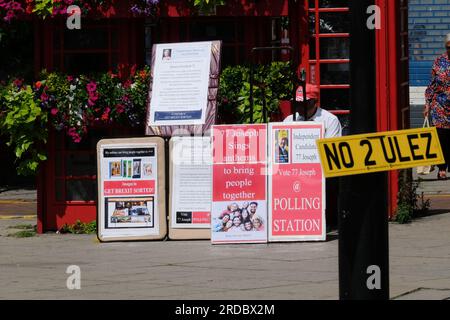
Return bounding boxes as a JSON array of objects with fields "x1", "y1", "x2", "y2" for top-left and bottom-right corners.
[
  {"x1": 409, "y1": 0, "x2": 450, "y2": 86},
  {"x1": 409, "y1": 1, "x2": 450, "y2": 127}
]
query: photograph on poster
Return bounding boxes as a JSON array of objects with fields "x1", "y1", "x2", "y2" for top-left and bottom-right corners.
[
  {"x1": 109, "y1": 161, "x2": 122, "y2": 178},
  {"x1": 143, "y1": 162, "x2": 153, "y2": 177},
  {"x1": 274, "y1": 129, "x2": 290, "y2": 164},
  {"x1": 162, "y1": 48, "x2": 172, "y2": 60},
  {"x1": 106, "y1": 197, "x2": 154, "y2": 228},
  {"x1": 133, "y1": 159, "x2": 141, "y2": 179},
  {"x1": 212, "y1": 201, "x2": 265, "y2": 233}
]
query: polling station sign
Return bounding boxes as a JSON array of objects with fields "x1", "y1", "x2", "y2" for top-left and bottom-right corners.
[
  {"x1": 317, "y1": 127, "x2": 445, "y2": 178},
  {"x1": 268, "y1": 122, "x2": 326, "y2": 242}
]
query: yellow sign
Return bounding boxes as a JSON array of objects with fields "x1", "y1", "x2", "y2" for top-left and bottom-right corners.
[{"x1": 317, "y1": 127, "x2": 445, "y2": 178}]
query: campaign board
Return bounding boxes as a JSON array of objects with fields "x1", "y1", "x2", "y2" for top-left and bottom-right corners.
[
  {"x1": 268, "y1": 122, "x2": 326, "y2": 242},
  {"x1": 97, "y1": 137, "x2": 166, "y2": 242},
  {"x1": 211, "y1": 124, "x2": 268, "y2": 244},
  {"x1": 146, "y1": 41, "x2": 222, "y2": 137},
  {"x1": 168, "y1": 136, "x2": 212, "y2": 240}
]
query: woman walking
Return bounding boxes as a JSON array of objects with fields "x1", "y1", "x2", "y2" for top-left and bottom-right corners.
[{"x1": 425, "y1": 34, "x2": 450, "y2": 180}]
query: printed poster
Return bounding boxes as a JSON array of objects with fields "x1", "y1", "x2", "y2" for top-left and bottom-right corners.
[
  {"x1": 268, "y1": 122, "x2": 326, "y2": 242},
  {"x1": 211, "y1": 124, "x2": 268, "y2": 244},
  {"x1": 149, "y1": 41, "x2": 213, "y2": 125},
  {"x1": 99, "y1": 144, "x2": 159, "y2": 238},
  {"x1": 171, "y1": 136, "x2": 212, "y2": 229}
]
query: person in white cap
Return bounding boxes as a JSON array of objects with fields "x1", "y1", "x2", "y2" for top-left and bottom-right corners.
[
  {"x1": 284, "y1": 83, "x2": 342, "y2": 138},
  {"x1": 424, "y1": 33, "x2": 450, "y2": 180}
]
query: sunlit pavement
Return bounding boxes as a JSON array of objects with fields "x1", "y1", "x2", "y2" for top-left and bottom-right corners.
[{"x1": 0, "y1": 181, "x2": 449, "y2": 300}]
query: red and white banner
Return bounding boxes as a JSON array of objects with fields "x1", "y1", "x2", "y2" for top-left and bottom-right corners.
[
  {"x1": 211, "y1": 124, "x2": 268, "y2": 244},
  {"x1": 104, "y1": 180, "x2": 155, "y2": 196},
  {"x1": 268, "y1": 122, "x2": 326, "y2": 242}
]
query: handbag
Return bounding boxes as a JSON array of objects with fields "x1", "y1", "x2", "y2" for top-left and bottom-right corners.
[{"x1": 416, "y1": 117, "x2": 435, "y2": 175}]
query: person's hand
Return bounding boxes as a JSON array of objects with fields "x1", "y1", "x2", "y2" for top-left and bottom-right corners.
[{"x1": 423, "y1": 104, "x2": 430, "y2": 118}]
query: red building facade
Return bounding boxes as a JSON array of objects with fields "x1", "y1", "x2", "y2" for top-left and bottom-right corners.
[{"x1": 35, "y1": 0, "x2": 409, "y2": 232}]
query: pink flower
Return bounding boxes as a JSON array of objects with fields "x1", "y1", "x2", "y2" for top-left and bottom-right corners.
[
  {"x1": 67, "y1": 76, "x2": 74, "y2": 82},
  {"x1": 11, "y1": 2, "x2": 22, "y2": 10},
  {"x1": 40, "y1": 92, "x2": 49, "y2": 101},
  {"x1": 123, "y1": 80, "x2": 132, "y2": 89},
  {"x1": 86, "y1": 81, "x2": 97, "y2": 92},
  {"x1": 51, "y1": 108, "x2": 58, "y2": 116},
  {"x1": 116, "y1": 104, "x2": 125, "y2": 114},
  {"x1": 89, "y1": 91, "x2": 98, "y2": 101},
  {"x1": 13, "y1": 78, "x2": 22, "y2": 87}
]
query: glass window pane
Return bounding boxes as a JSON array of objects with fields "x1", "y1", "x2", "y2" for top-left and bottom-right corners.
[
  {"x1": 318, "y1": 0, "x2": 348, "y2": 8},
  {"x1": 66, "y1": 180, "x2": 96, "y2": 201},
  {"x1": 64, "y1": 28, "x2": 108, "y2": 50},
  {"x1": 55, "y1": 179, "x2": 64, "y2": 202},
  {"x1": 66, "y1": 153, "x2": 96, "y2": 177},
  {"x1": 191, "y1": 20, "x2": 237, "y2": 42},
  {"x1": 320, "y1": 38, "x2": 349, "y2": 59},
  {"x1": 309, "y1": 37, "x2": 316, "y2": 59},
  {"x1": 320, "y1": 88, "x2": 350, "y2": 110},
  {"x1": 55, "y1": 152, "x2": 63, "y2": 177},
  {"x1": 320, "y1": 63, "x2": 349, "y2": 84},
  {"x1": 319, "y1": 12, "x2": 350, "y2": 34},
  {"x1": 65, "y1": 128, "x2": 109, "y2": 151},
  {"x1": 309, "y1": 13, "x2": 316, "y2": 35},
  {"x1": 64, "y1": 53, "x2": 109, "y2": 74}
]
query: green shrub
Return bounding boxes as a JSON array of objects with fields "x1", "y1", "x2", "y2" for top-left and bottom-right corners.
[
  {"x1": 394, "y1": 171, "x2": 431, "y2": 224},
  {"x1": 59, "y1": 220, "x2": 97, "y2": 234},
  {"x1": 218, "y1": 62, "x2": 294, "y2": 124}
]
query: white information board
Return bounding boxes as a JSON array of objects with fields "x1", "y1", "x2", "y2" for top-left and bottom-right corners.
[
  {"x1": 97, "y1": 137, "x2": 166, "y2": 242},
  {"x1": 149, "y1": 41, "x2": 213, "y2": 126}
]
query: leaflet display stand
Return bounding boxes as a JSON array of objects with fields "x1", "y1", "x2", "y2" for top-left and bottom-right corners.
[
  {"x1": 97, "y1": 137, "x2": 167, "y2": 242},
  {"x1": 168, "y1": 137, "x2": 212, "y2": 240}
]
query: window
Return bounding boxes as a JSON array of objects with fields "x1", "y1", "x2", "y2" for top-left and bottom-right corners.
[
  {"x1": 308, "y1": 0, "x2": 350, "y2": 114},
  {"x1": 52, "y1": 126, "x2": 143, "y2": 204},
  {"x1": 52, "y1": 20, "x2": 120, "y2": 73},
  {"x1": 159, "y1": 17, "x2": 285, "y2": 67}
]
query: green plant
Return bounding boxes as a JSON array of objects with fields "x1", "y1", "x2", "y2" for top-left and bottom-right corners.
[
  {"x1": 0, "y1": 82, "x2": 48, "y2": 176},
  {"x1": 8, "y1": 230, "x2": 37, "y2": 238},
  {"x1": 7, "y1": 224, "x2": 34, "y2": 230},
  {"x1": 32, "y1": 0, "x2": 54, "y2": 18},
  {"x1": 59, "y1": 220, "x2": 97, "y2": 234},
  {"x1": 193, "y1": 0, "x2": 226, "y2": 13},
  {"x1": 394, "y1": 171, "x2": 431, "y2": 224},
  {"x1": 7, "y1": 224, "x2": 37, "y2": 237},
  {"x1": 218, "y1": 62, "x2": 293, "y2": 124},
  {"x1": 0, "y1": 66, "x2": 150, "y2": 175}
]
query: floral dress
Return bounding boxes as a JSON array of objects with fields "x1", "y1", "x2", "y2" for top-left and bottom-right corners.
[{"x1": 425, "y1": 54, "x2": 450, "y2": 129}]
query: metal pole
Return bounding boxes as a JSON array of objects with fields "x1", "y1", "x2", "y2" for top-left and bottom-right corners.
[{"x1": 339, "y1": 0, "x2": 389, "y2": 300}]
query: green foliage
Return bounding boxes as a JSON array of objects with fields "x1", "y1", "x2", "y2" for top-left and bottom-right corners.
[
  {"x1": 8, "y1": 230, "x2": 37, "y2": 238},
  {"x1": 0, "y1": 83, "x2": 48, "y2": 176},
  {"x1": 7, "y1": 224, "x2": 37, "y2": 238},
  {"x1": 59, "y1": 220, "x2": 97, "y2": 234},
  {"x1": 7, "y1": 224, "x2": 34, "y2": 230},
  {"x1": 0, "y1": 66, "x2": 150, "y2": 176},
  {"x1": 193, "y1": 0, "x2": 226, "y2": 13},
  {"x1": 394, "y1": 171, "x2": 431, "y2": 224},
  {"x1": 218, "y1": 62, "x2": 293, "y2": 124},
  {"x1": 32, "y1": 0, "x2": 54, "y2": 18}
]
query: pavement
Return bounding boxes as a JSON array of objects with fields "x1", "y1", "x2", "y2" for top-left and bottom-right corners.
[{"x1": 0, "y1": 173, "x2": 449, "y2": 300}]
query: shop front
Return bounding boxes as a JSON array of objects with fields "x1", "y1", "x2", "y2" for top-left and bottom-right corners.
[{"x1": 30, "y1": 0, "x2": 408, "y2": 232}]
